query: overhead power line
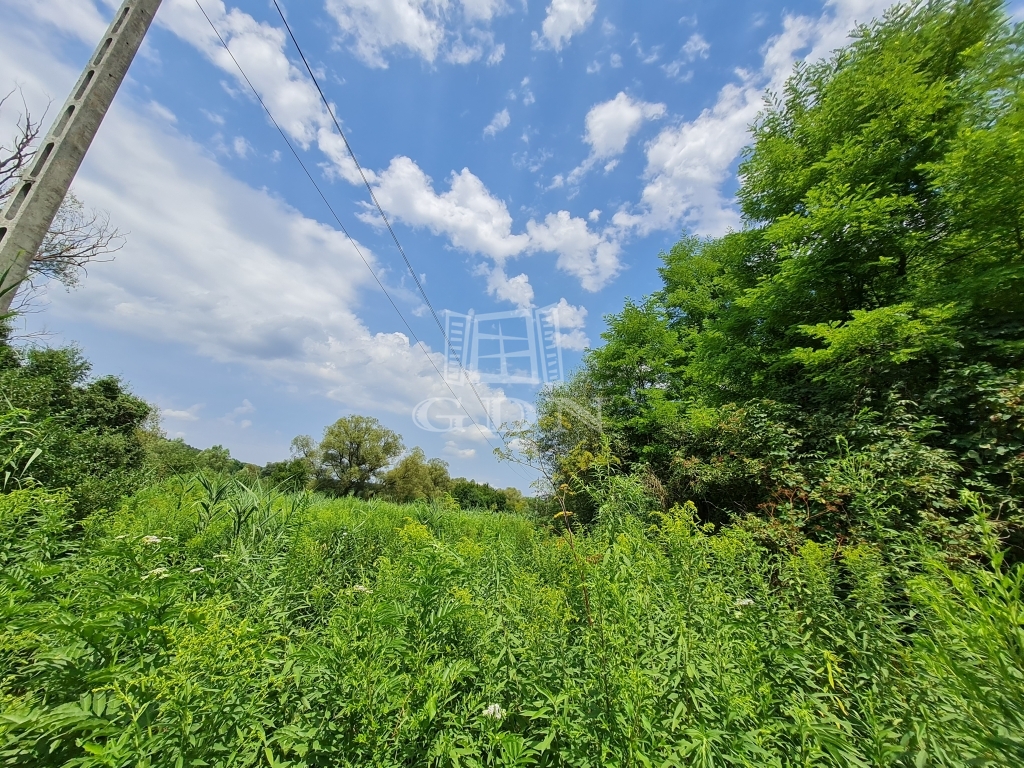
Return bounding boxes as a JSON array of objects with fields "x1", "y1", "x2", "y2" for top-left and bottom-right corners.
[
  {"x1": 192, "y1": 0, "x2": 510, "y2": 463},
  {"x1": 268, "y1": 0, "x2": 515, "y2": 455}
]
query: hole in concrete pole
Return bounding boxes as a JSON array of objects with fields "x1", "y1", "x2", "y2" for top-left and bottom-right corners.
[
  {"x1": 112, "y1": 8, "x2": 131, "y2": 35},
  {"x1": 31, "y1": 143, "x2": 55, "y2": 177},
  {"x1": 0, "y1": 228, "x2": 7, "y2": 244},
  {"x1": 5, "y1": 183, "x2": 32, "y2": 221},
  {"x1": 55, "y1": 105, "x2": 75, "y2": 135},
  {"x1": 94, "y1": 38, "x2": 114, "y2": 65},
  {"x1": 74, "y1": 70, "x2": 95, "y2": 100}
]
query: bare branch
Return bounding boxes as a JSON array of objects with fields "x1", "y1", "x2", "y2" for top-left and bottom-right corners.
[
  {"x1": 0, "y1": 89, "x2": 45, "y2": 206},
  {"x1": 31, "y1": 192, "x2": 126, "y2": 288},
  {"x1": 2, "y1": 91, "x2": 124, "y2": 298}
]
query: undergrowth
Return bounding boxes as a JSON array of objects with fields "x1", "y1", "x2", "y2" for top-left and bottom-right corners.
[{"x1": 1, "y1": 476, "x2": 1022, "y2": 767}]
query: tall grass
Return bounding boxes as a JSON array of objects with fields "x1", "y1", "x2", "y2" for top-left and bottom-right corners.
[{"x1": 1, "y1": 475, "x2": 1021, "y2": 766}]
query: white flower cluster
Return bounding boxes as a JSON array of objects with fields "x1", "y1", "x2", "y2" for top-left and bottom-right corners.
[
  {"x1": 482, "y1": 703, "x2": 505, "y2": 721},
  {"x1": 141, "y1": 535, "x2": 162, "y2": 545},
  {"x1": 142, "y1": 567, "x2": 169, "y2": 581},
  {"x1": 734, "y1": 598, "x2": 754, "y2": 608}
]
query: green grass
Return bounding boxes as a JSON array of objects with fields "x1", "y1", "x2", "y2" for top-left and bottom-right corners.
[{"x1": 1, "y1": 477, "x2": 1022, "y2": 767}]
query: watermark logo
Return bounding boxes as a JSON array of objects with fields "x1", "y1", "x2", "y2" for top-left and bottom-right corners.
[
  {"x1": 412, "y1": 397, "x2": 536, "y2": 433},
  {"x1": 443, "y1": 306, "x2": 564, "y2": 386},
  {"x1": 411, "y1": 306, "x2": 563, "y2": 434}
]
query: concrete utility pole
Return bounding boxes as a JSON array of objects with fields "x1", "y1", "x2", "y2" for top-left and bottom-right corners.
[{"x1": 0, "y1": 0, "x2": 164, "y2": 312}]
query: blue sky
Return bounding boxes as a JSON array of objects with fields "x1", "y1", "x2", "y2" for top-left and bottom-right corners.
[{"x1": 5, "y1": 0, "x2": 1009, "y2": 490}]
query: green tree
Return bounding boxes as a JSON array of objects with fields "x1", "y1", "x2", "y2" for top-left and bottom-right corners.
[
  {"x1": 307, "y1": 415, "x2": 404, "y2": 498},
  {"x1": 548, "y1": 0, "x2": 1024, "y2": 545},
  {"x1": 382, "y1": 448, "x2": 451, "y2": 502},
  {"x1": 0, "y1": 343, "x2": 150, "y2": 514}
]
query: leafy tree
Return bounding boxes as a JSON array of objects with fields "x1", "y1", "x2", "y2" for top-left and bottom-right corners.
[
  {"x1": 450, "y1": 477, "x2": 525, "y2": 513},
  {"x1": 542, "y1": 0, "x2": 1024, "y2": 548},
  {"x1": 0, "y1": 342, "x2": 150, "y2": 514},
  {"x1": 382, "y1": 447, "x2": 451, "y2": 502},
  {"x1": 297, "y1": 415, "x2": 404, "y2": 498},
  {"x1": 260, "y1": 458, "x2": 310, "y2": 492}
]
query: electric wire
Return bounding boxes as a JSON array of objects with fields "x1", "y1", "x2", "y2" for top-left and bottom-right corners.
[
  {"x1": 269, "y1": 0, "x2": 516, "y2": 455},
  {"x1": 192, "y1": 0, "x2": 510, "y2": 464}
]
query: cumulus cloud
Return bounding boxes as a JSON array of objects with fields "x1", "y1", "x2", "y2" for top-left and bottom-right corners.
[
  {"x1": 533, "y1": 0, "x2": 597, "y2": 51},
  {"x1": 545, "y1": 299, "x2": 589, "y2": 351},
  {"x1": 527, "y1": 212, "x2": 621, "y2": 291},
  {"x1": 483, "y1": 108, "x2": 511, "y2": 137},
  {"x1": 567, "y1": 92, "x2": 666, "y2": 184},
  {"x1": 615, "y1": 0, "x2": 900, "y2": 238},
  {"x1": 324, "y1": 0, "x2": 508, "y2": 68},
  {"x1": 443, "y1": 440, "x2": 477, "y2": 459},
  {"x1": 162, "y1": 404, "x2": 203, "y2": 422},
  {"x1": 364, "y1": 158, "x2": 622, "y2": 296}
]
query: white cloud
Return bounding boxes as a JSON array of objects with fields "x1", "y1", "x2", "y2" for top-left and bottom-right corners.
[
  {"x1": 202, "y1": 109, "x2": 226, "y2": 125},
  {"x1": 567, "y1": 92, "x2": 666, "y2": 184},
  {"x1": 609, "y1": 53, "x2": 623, "y2": 68},
  {"x1": 588, "y1": 209, "x2": 601, "y2": 222},
  {"x1": 527, "y1": 212, "x2": 621, "y2": 291},
  {"x1": 162, "y1": 404, "x2": 203, "y2": 422},
  {"x1": 486, "y1": 267, "x2": 535, "y2": 308},
  {"x1": 534, "y1": 0, "x2": 597, "y2": 51},
  {"x1": 365, "y1": 157, "x2": 530, "y2": 262},
  {"x1": 616, "y1": 0, "x2": 899, "y2": 238},
  {"x1": 365, "y1": 157, "x2": 621, "y2": 295},
  {"x1": 483, "y1": 108, "x2": 511, "y2": 137},
  {"x1": 323, "y1": 0, "x2": 509, "y2": 68},
  {"x1": 220, "y1": 399, "x2": 256, "y2": 427},
  {"x1": 545, "y1": 298, "x2": 589, "y2": 350},
  {"x1": 443, "y1": 440, "x2": 476, "y2": 459},
  {"x1": 232, "y1": 135, "x2": 252, "y2": 157},
  {"x1": 486, "y1": 43, "x2": 506, "y2": 65},
  {"x1": 158, "y1": 0, "x2": 376, "y2": 184},
  {"x1": 682, "y1": 33, "x2": 711, "y2": 60},
  {"x1": 147, "y1": 101, "x2": 178, "y2": 124},
  {"x1": 4, "y1": 0, "x2": 109, "y2": 44},
  {"x1": 663, "y1": 32, "x2": 710, "y2": 80}
]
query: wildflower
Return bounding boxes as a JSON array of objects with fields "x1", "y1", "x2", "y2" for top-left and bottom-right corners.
[
  {"x1": 735, "y1": 598, "x2": 754, "y2": 608},
  {"x1": 483, "y1": 704, "x2": 505, "y2": 720},
  {"x1": 352, "y1": 585, "x2": 372, "y2": 594},
  {"x1": 189, "y1": 567, "x2": 205, "y2": 574},
  {"x1": 141, "y1": 536, "x2": 162, "y2": 545},
  {"x1": 142, "y1": 567, "x2": 168, "y2": 581}
]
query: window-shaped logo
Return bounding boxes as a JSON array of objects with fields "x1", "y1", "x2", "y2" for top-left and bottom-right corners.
[{"x1": 444, "y1": 305, "x2": 564, "y2": 385}]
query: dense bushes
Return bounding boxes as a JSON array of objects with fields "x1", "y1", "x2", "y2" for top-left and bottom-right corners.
[
  {"x1": 1, "y1": 476, "x2": 1022, "y2": 766},
  {"x1": 0, "y1": 343, "x2": 150, "y2": 516}
]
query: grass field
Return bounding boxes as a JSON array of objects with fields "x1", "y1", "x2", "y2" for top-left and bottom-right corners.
[{"x1": 2, "y1": 476, "x2": 1022, "y2": 767}]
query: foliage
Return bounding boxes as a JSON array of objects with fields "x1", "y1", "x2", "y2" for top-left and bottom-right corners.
[
  {"x1": 292, "y1": 416, "x2": 404, "y2": 499},
  {"x1": 383, "y1": 447, "x2": 452, "y2": 503},
  {"x1": 450, "y1": 477, "x2": 526, "y2": 514},
  {"x1": 139, "y1": 420, "x2": 250, "y2": 481},
  {"x1": 0, "y1": 343, "x2": 150, "y2": 516},
  {"x1": 2, "y1": 473, "x2": 1023, "y2": 766},
  {"x1": 548, "y1": 0, "x2": 1024, "y2": 550}
]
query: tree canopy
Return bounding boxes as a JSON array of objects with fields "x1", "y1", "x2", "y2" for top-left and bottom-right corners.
[{"x1": 535, "y1": 0, "x2": 1024, "y2": 551}]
